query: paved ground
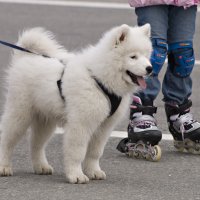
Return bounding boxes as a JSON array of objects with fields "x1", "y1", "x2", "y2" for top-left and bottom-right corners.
[{"x1": 0, "y1": 1, "x2": 200, "y2": 200}]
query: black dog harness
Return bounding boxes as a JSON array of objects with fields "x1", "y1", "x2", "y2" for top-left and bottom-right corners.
[
  {"x1": 0, "y1": 40, "x2": 122, "y2": 117},
  {"x1": 93, "y1": 77, "x2": 122, "y2": 116},
  {"x1": 57, "y1": 69, "x2": 122, "y2": 117}
]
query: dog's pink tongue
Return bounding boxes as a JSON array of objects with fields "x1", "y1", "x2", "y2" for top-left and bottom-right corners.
[{"x1": 137, "y1": 77, "x2": 146, "y2": 89}]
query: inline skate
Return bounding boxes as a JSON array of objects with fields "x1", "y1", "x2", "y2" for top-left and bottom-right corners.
[
  {"x1": 165, "y1": 100, "x2": 200, "y2": 154},
  {"x1": 117, "y1": 96, "x2": 162, "y2": 161}
]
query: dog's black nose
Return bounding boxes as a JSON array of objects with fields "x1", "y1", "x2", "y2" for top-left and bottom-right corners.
[{"x1": 146, "y1": 66, "x2": 152, "y2": 74}]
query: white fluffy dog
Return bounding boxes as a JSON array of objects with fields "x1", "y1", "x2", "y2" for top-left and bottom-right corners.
[{"x1": 0, "y1": 24, "x2": 152, "y2": 183}]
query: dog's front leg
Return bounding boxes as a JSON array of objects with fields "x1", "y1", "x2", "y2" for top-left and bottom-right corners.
[
  {"x1": 63, "y1": 126, "x2": 91, "y2": 184},
  {"x1": 82, "y1": 96, "x2": 129, "y2": 180},
  {"x1": 82, "y1": 122, "x2": 114, "y2": 181}
]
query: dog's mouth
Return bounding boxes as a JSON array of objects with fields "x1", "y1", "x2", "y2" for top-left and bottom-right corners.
[{"x1": 126, "y1": 70, "x2": 146, "y2": 89}]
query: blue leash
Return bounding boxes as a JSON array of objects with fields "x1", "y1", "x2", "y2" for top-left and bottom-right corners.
[{"x1": 0, "y1": 40, "x2": 50, "y2": 58}]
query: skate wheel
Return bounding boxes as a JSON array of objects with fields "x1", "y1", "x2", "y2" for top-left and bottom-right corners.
[
  {"x1": 127, "y1": 151, "x2": 133, "y2": 157},
  {"x1": 175, "y1": 146, "x2": 184, "y2": 152},
  {"x1": 152, "y1": 145, "x2": 162, "y2": 161},
  {"x1": 144, "y1": 154, "x2": 151, "y2": 160},
  {"x1": 187, "y1": 148, "x2": 195, "y2": 154},
  {"x1": 133, "y1": 151, "x2": 141, "y2": 159},
  {"x1": 185, "y1": 139, "x2": 194, "y2": 148},
  {"x1": 174, "y1": 141, "x2": 184, "y2": 152},
  {"x1": 194, "y1": 143, "x2": 200, "y2": 153},
  {"x1": 129, "y1": 143, "x2": 142, "y2": 159},
  {"x1": 183, "y1": 139, "x2": 196, "y2": 154}
]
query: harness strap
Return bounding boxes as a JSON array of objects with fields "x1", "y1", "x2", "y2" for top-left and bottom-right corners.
[
  {"x1": 93, "y1": 77, "x2": 122, "y2": 117},
  {"x1": 57, "y1": 79, "x2": 65, "y2": 101},
  {"x1": 165, "y1": 100, "x2": 192, "y2": 118},
  {"x1": 57, "y1": 66, "x2": 65, "y2": 101},
  {"x1": 132, "y1": 104, "x2": 157, "y2": 115}
]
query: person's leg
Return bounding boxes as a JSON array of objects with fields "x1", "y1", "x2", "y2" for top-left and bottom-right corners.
[
  {"x1": 163, "y1": 5, "x2": 197, "y2": 104},
  {"x1": 117, "y1": 6, "x2": 168, "y2": 160},
  {"x1": 130, "y1": 6, "x2": 168, "y2": 141},
  {"x1": 163, "y1": 6, "x2": 200, "y2": 153},
  {"x1": 135, "y1": 5, "x2": 168, "y2": 104}
]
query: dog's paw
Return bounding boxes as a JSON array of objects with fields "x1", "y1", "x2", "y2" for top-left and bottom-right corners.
[
  {"x1": 66, "y1": 172, "x2": 89, "y2": 184},
  {"x1": 0, "y1": 165, "x2": 13, "y2": 176},
  {"x1": 85, "y1": 169, "x2": 106, "y2": 180},
  {"x1": 33, "y1": 164, "x2": 54, "y2": 175}
]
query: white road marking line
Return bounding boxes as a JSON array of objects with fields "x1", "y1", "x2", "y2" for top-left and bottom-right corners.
[
  {"x1": 195, "y1": 60, "x2": 200, "y2": 65},
  {"x1": 0, "y1": 0, "x2": 199, "y2": 12},
  {"x1": 55, "y1": 128, "x2": 173, "y2": 141},
  {"x1": 0, "y1": 0, "x2": 130, "y2": 9}
]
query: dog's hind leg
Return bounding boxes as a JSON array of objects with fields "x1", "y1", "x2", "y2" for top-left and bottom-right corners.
[
  {"x1": 30, "y1": 117, "x2": 56, "y2": 175},
  {"x1": 0, "y1": 111, "x2": 31, "y2": 176}
]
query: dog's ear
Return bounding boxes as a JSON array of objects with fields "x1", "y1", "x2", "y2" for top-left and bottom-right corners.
[
  {"x1": 140, "y1": 23, "x2": 151, "y2": 37},
  {"x1": 115, "y1": 24, "x2": 129, "y2": 46}
]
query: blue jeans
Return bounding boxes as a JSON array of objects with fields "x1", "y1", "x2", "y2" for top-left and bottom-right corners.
[{"x1": 134, "y1": 5, "x2": 197, "y2": 105}]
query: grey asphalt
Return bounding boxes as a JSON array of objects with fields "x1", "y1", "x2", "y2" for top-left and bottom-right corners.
[{"x1": 0, "y1": 1, "x2": 200, "y2": 200}]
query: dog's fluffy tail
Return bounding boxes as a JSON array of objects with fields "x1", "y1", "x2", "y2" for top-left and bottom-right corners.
[{"x1": 14, "y1": 27, "x2": 70, "y2": 60}]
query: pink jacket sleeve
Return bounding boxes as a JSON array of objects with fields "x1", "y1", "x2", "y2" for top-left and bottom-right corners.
[{"x1": 129, "y1": 0, "x2": 200, "y2": 8}]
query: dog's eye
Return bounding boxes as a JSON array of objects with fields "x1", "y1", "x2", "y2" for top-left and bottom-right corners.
[{"x1": 130, "y1": 55, "x2": 137, "y2": 59}]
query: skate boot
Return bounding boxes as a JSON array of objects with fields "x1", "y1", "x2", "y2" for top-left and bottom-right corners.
[
  {"x1": 165, "y1": 100, "x2": 200, "y2": 154},
  {"x1": 117, "y1": 96, "x2": 162, "y2": 161}
]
